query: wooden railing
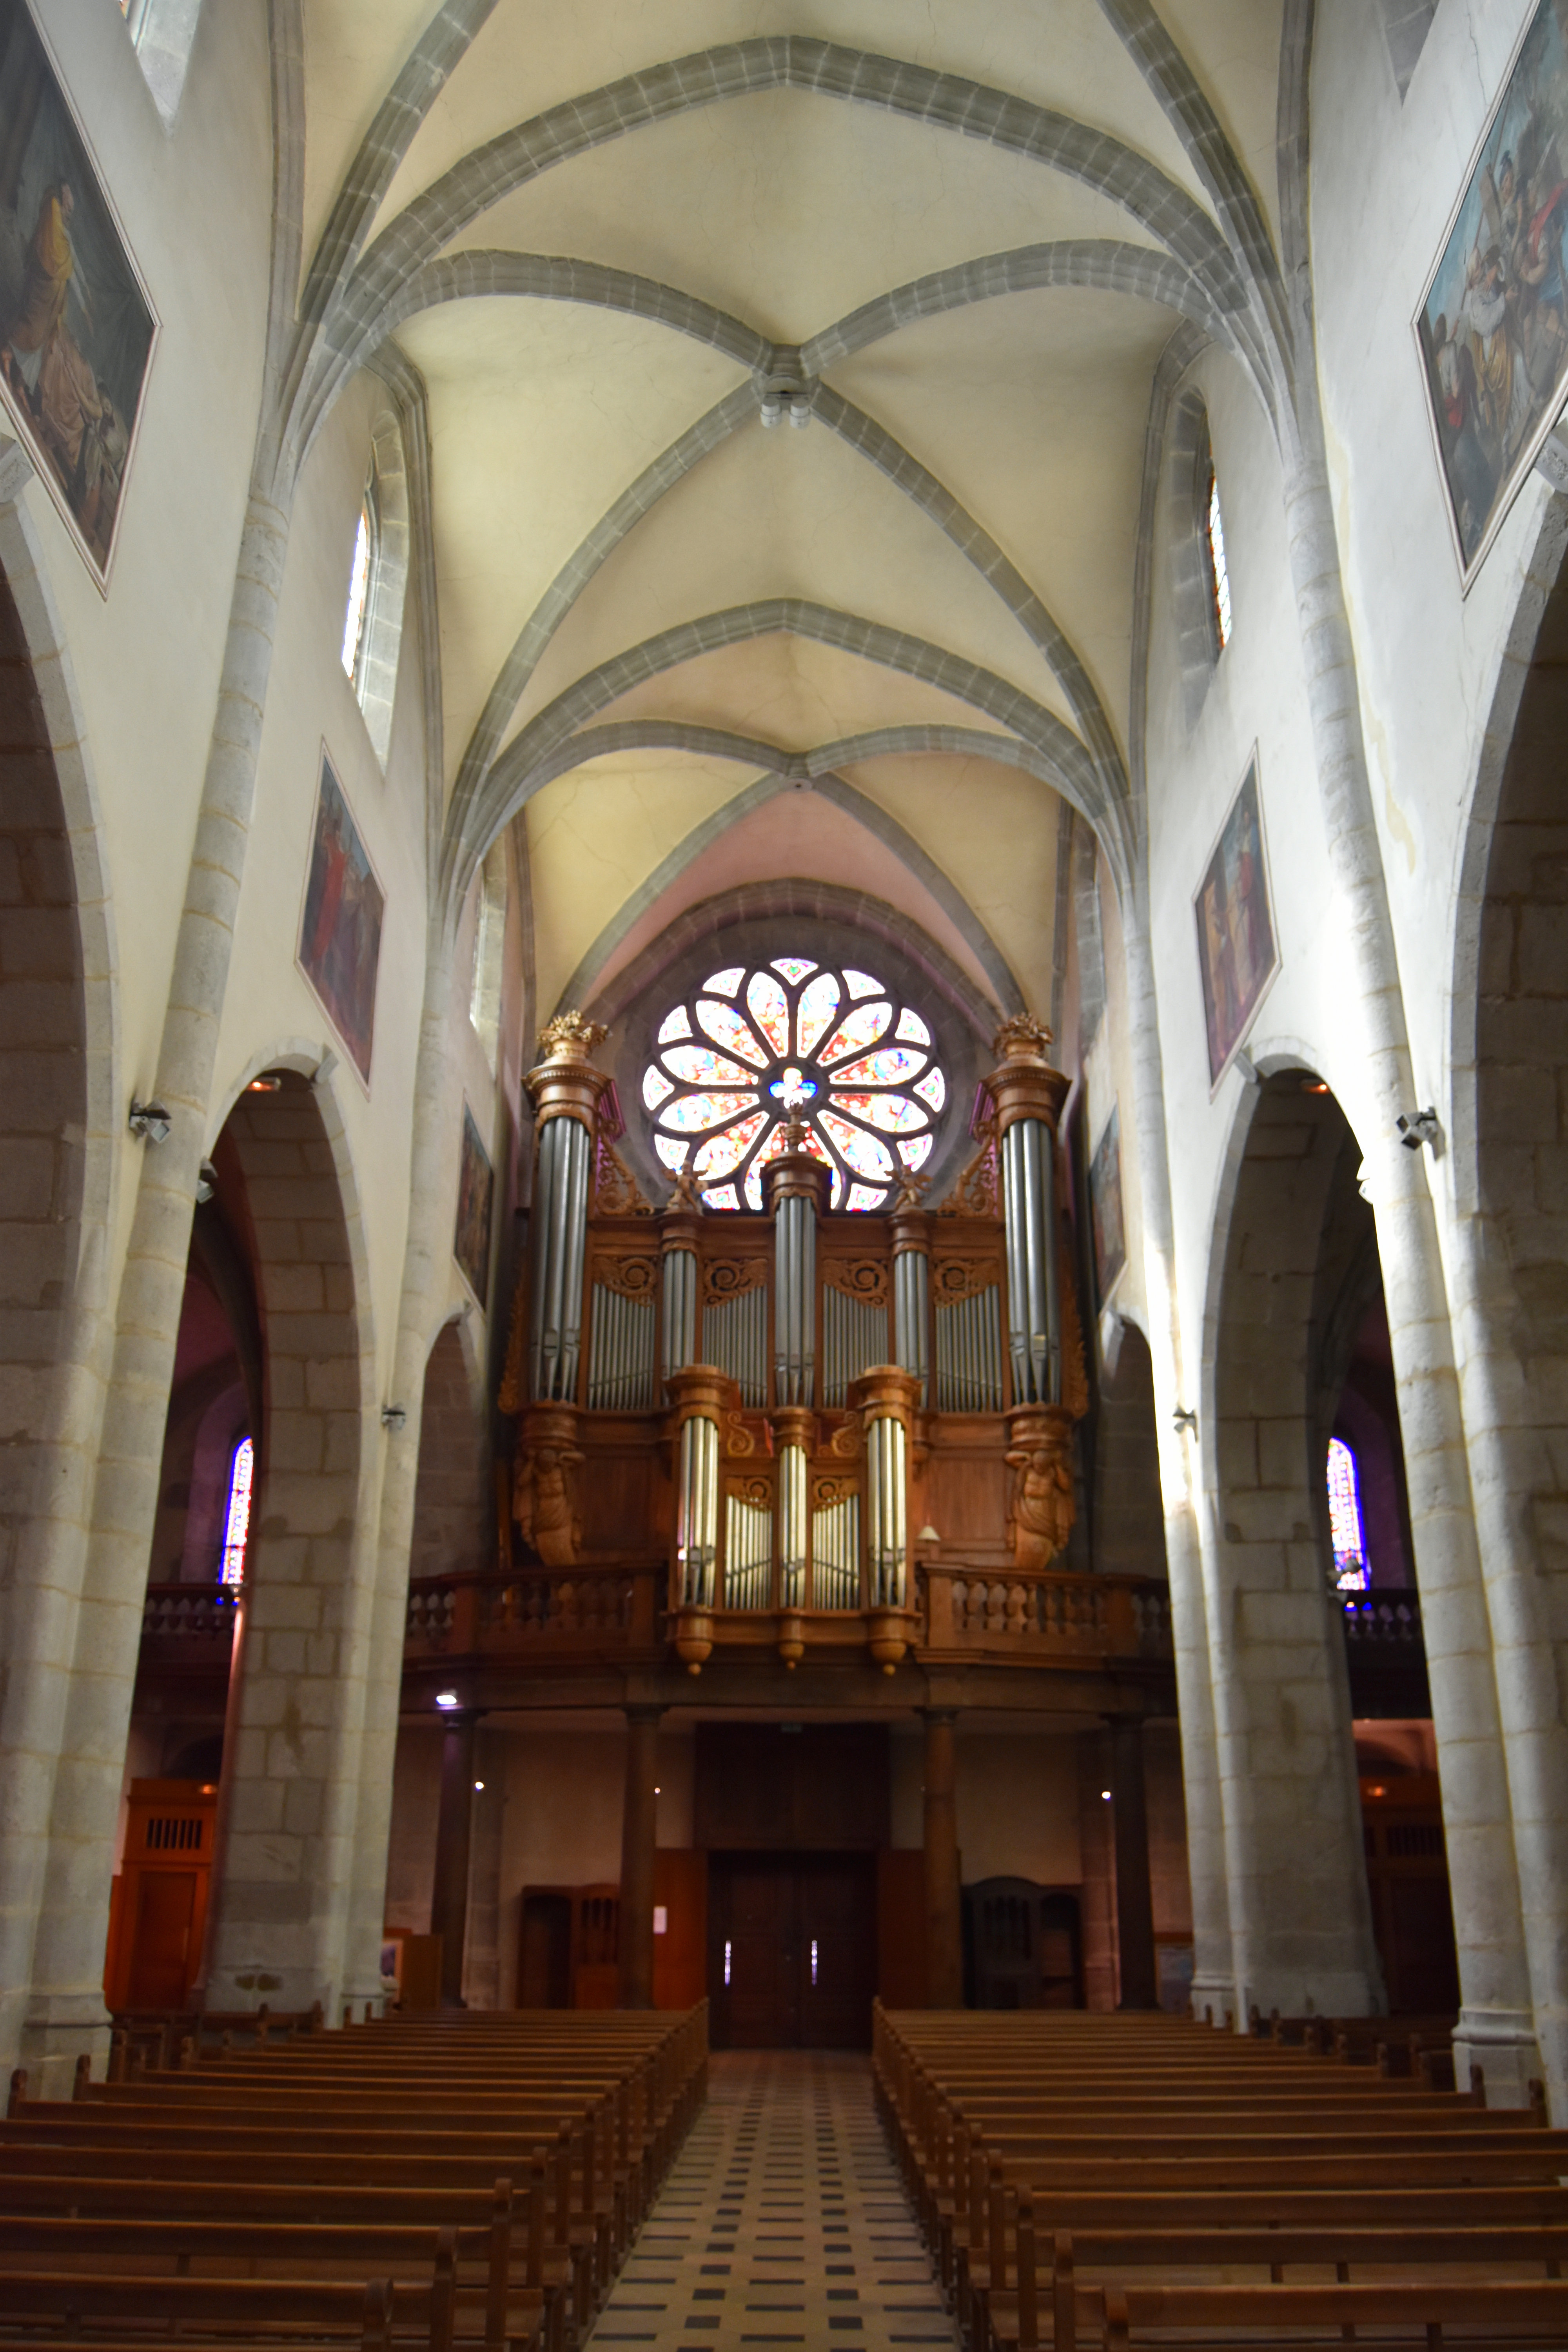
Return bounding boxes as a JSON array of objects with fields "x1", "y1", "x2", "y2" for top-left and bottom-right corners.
[
  {"x1": 922, "y1": 1565, "x2": 1171, "y2": 1662},
  {"x1": 404, "y1": 1563, "x2": 664, "y2": 1661},
  {"x1": 402, "y1": 1559, "x2": 1172, "y2": 1673}
]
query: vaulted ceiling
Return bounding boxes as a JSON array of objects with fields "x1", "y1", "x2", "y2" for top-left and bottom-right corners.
[{"x1": 296, "y1": 0, "x2": 1286, "y2": 1028}]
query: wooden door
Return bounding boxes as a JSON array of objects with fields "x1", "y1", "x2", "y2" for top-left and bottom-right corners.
[
  {"x1": 517, "y1": 1892, "x2": 573, "y2": 2007},
  {"x1": 797, "y1": 1853, "x2": 876, "y2": 2048},
  {"x1": 709, "y1": 1852, "x2": 876, "y2": 2049},
  {"x1": 1360, "y1": 1773, "x2": 1461, "y2": 2014},
  {"x1": 125, "y1": 1871, "x2": 200, "y2": 2010}
]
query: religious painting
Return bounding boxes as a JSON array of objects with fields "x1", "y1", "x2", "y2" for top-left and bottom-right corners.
[
  {"x1": 1089, "y1": 1102, "x2": 1126, "y2": 1305},
  {"x1": 297, "y1": 751, "x2": 384, "y2": 1086},
  {"x1": 453, "y1": 1102, "x2": 494, "y2": 1301},
  {"x1": 1415, "y1": 0, "x2": 1568, "y2": 585},
  {"x1": 1194, "y1": 756, "x2": 1278, "y2": 1087},
  {"x1": 0, "y1": 0, "x2": 157, "y2": 587}
]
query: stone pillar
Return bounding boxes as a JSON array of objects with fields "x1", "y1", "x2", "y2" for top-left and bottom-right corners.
[
  {"x1": 18, "y1": 481, "x2": 294, "y2": 2091},
  {"x1": 1120, "y1": 908, "x2": 1234, "y2": 2022},
  {"x1": 923, "y1": 1708, "x2": 963, "y2": 2009},
  {"x1": 1110, "y1": 1717, "x2": 1158, "y2": 2010},
  {"x1": 618, "y1": 1706, "x2": 662, "y2": 2009},
  {"x1": 431, "y1": 1710, "x2": 479, "y2": 2007},
  {"x1": 1277, "y1": 411, "x2": 1535, "y2": 2083}
]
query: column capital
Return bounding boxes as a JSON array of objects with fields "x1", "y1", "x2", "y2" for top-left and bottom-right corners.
[
  {"x1": 987, "y1": 1014, "x2": 1070, "y2": 1138},
  {"x1": 524, "y1": 1011, "x2": 612, "y2": 1134}
]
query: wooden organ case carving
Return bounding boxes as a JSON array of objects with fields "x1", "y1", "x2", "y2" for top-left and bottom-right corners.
[{"x1": 479, "y1": 1013, "x2": 1147, "y2": 1686}]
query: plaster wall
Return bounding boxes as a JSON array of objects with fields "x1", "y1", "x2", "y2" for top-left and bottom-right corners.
[
  {"x1": 1307, "y1": 0, "x2": 1558, "y2": 1210},
  {"x1": 954, "y1": 1730, "x2": 1083, "y2": 1887}
]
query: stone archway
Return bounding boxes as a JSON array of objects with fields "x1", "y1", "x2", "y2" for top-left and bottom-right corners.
[
  {"x1": 1202, "y1": 1071, "x2": 1384, "y2": 2022},
  {"x1": 196, "y1": 1069, "x2": 379, "y2": 2021},
  {"x1": 1445, "y1": 536, "x2": 1568, "y2": 2109},
  {"x1": 0, "y1": 543, "x2": 116, "y2": 2086}
]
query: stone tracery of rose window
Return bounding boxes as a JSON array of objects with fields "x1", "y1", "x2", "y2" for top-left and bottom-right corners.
[{"x1": 641, "y1": 956, "x2": 948, "y2": 1211}]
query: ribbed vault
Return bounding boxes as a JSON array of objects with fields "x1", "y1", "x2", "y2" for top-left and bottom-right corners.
[{"x1": 281, "y1": 0, "x2": 1289, "y2": 1028}]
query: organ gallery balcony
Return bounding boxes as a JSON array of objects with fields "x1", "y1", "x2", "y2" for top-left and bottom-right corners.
[{"x1": 399, "y1": 1553, "x2": 1174, "y2": 1704}]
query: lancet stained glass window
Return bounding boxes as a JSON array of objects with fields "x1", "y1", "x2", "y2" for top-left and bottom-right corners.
[
  {"x1": 643, "y1": 956, "x2": 947, "y2": 1211},
  {"x1": 221, "y1": 1436, "x2": 254, "y2": 1586},
  {"x1": 1327, "y1": 1436, "x2": 1368, "y2": 1590}
]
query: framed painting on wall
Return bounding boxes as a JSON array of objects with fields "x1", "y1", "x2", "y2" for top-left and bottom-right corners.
[
  {"x1": 453, "y1": 1103, "x2": 494, "y2": 1301},
  {"x1": 1089, "y1": 1102, "x2": 1126, "y2": 1306},
  {"x1": 1194, "y1": 754, "x2": 1278, "y2": 1088},
  {"x1": 0, "y1": 0, "x2": 158, "y2": 589},
  {"x1": 297, "y1": 750, "x2": 384, "y2": 1087},
  {"x1": 1414, "y1": 0, "x2": 1568, "y2": 586}
]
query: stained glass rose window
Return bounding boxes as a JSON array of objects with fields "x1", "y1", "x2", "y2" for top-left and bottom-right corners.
[{"x1": 642, "y1": 957, "x2": 947, "y2": 1212}]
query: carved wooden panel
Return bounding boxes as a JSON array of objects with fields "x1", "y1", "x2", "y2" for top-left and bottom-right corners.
[{"x1": 694, "y1": 1724, "x2": 890, "y2": 1851}]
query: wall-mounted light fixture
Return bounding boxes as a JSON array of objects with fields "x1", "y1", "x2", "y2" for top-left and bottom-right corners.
[
  {"x1": 1397, "y1": 1107, "x2": 1441, "y2": 1152},
  {"x1": 246, "y1": 1074, "x2": 282, "y2": 1094},
  {"x1": 128, "y1": 1099, "x2": 171, "y2": 1144},
  {"x1": 195, "y1": 1160, "x2": 218, "y2": 1204},
  {"x1": 435, "y1": 1690, "x2": 459, "y2": 1710},
  {"x1": 381, "y1": 1404, "x2": 407, "y2": 1432},
  {"x1": 1172, "y1": 1406, "x2": 1198, "y2": 1436}
]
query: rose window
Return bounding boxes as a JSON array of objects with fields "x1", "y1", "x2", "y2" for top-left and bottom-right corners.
[{"x1": 642, "y1": 957, "x2": 947, "y2": 1212}]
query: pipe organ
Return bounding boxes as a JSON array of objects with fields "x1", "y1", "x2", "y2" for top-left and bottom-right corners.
[{"x1": 500, "y1": 1011, "x2": 1090, "y2": 1673}]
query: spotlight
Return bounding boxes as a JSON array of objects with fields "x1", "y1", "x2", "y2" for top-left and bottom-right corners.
[
  {"x1": 435, "y1": 1691, "x2": 459, "y2": 1710},
  {"x1": 195, "y1": 1160, "x2": 218, "y2": 1204},
  {"x1": 381, "y1": 1404, "x2": 407, "y2": 1432},
  {"x1": 1172, "y1": 1406, "x2": 1198, "y2": 1436},
  {"x1": 128, "y1": 1099, "x2": 171, "y2": 1145},
  {"x1": 1101, "y1": 1790, "x2": 1112, "y2": 1802},
  {"x1": 247, "y1": 1075, "x2": 283, "y2": 1094},
  {"x1": 473, "y1": 1779, "x2": 485, "y2": 1792}
]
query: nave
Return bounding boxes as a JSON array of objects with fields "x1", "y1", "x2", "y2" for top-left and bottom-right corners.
[{"x1": 586, "y1": 2051, "x2": 956, "y2": 2352}]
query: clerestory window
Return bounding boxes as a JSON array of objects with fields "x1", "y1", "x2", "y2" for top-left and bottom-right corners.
[{"x1": 1204, "y1": 463, "x2": 1232, "y2": 653}]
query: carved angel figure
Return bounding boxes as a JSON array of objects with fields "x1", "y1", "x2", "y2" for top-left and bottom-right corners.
[
  {"x1": 514, "y1": 1441, "x2": 582, "y2": 1566},
  {"x1": 1005, "y1": 1441, "x2": 1075, "y2": 1568}
]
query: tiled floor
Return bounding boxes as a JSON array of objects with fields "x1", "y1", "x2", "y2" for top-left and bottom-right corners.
[{"x1": 588, "y1": 2049, "x2": 957, "y2": 2352}]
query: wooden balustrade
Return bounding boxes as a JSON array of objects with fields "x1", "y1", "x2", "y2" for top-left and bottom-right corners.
[{"x1": 401, "y1": 1560, "x2": 1171, "y2": 1674}]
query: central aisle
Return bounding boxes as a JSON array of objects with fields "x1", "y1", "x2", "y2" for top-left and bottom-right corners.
[{"x1": 588, "y1": 2050, "x2": 959, "y2": 2352}]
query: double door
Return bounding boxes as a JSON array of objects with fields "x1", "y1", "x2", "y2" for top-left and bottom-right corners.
[{"x1": 709, "y1": 1851, "x2": 875, "y2": 2049}]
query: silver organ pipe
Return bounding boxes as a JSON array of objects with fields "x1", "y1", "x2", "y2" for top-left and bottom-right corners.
[
  {"x1": 528, "y1": 1111, "x2": 593, "y2": 1401},
  {"x1": 822, "y1": 1285, "x2": 889, "y2": 1406},
  {"x1": 724, "y1": 1488, "x2": 773, "y2": 1611},
  {"x1": 677, "y1": 1409, "x2": 719, "y2": 1607},
  {"x1": 779, "y1": 1438, "x2": 808, "y2": 1608},
  {"x1": 703, "y1": 1285, "x2": 767, "y2": 1406},
  {"x1": 893, "y1": 1248, "x2": 929, "y2": 1404},
  {"x1": 587, "y1": 1283, "x2": 657, "y2": 1410},
  {"x1": 661, "y1": 1244, "x2": 697, "y2": 1385}
]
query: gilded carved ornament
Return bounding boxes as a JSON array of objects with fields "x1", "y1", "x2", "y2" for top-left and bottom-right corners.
[{"x1": 536, "y1": 1010, "x2": 608, "y2": 1063}]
